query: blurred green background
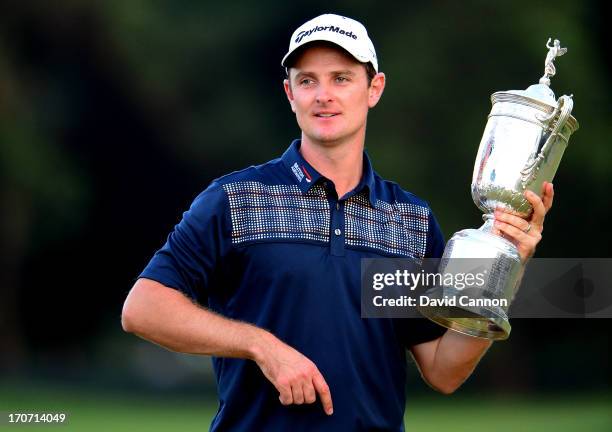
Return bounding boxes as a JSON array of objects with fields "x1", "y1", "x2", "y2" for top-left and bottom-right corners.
[{"x1": 1, "y1": 0, "x2": 610, "y2": 430}]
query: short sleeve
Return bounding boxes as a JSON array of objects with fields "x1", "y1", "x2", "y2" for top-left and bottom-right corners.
[
  {"x1": 425, "y1": 209, "x2": 445, "y2": 259},
  {"x1": 139, "y1": 182, "x2": 229, "y2": 302},
  {"x1": 395, "y1": 317, "x2": 448, "y2": 347},
  {"x1": 395, "y1": 206, "x2": 447, "y2": 348}
]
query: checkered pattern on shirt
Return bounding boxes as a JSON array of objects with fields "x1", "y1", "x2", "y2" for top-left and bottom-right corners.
[
  {"x1": 223, "y1": 181, "x2": 330, "y2": 244},
  {"x1": 345, "y1": 192, "x2": 429, "y2": 258}
]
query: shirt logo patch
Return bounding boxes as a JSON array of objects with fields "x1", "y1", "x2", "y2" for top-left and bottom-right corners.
[{"x1": 291, "y1": 162, "x2": 304, "y2": 182}]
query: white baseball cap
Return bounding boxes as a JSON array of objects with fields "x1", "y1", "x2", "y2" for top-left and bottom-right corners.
[{"x1": 281, "y1": 14, "x2": 379, "y2": 72}]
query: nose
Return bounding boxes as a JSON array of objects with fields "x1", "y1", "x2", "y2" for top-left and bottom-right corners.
[{"x1": 315, "y1": 82, "x2": 333, "y2": 104}]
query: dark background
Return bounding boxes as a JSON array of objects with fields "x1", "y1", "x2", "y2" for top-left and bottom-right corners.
[{"x1": 1, "y1": 0, "x2": 610, "y2": 427}]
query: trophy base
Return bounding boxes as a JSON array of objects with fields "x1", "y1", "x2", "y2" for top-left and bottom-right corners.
[
  {"x1": 419, "y1": 295, "x2": 511, "y2": 340},
  {"x1": 418, "y1": 223, "x2": 523, "y2": 341},
  {"x1": 423, "y1": 314, "x2": 510, "y2": 340}
]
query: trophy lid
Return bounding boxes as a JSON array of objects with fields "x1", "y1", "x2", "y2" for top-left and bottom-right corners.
[
  {"x1": 507, "y1": 83, "x2": 557, "y2": 106},
  {"x1": 502, "y1": 38, "x2": 568, "y2": 107}
]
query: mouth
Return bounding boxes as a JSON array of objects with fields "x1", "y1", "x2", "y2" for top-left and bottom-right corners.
[{"x1": 314, "y1": 113, "x2": 340, "y2": 118}]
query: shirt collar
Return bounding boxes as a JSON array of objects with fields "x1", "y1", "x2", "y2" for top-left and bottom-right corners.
[
  {"x1": 281, "y1": 139, "x2": 377, "y2": 206},
  {"x1": 281, "y1": 139, "x2": 324, "y2": 194},
  {"x1": 361, "y1": 148, "x2": 377, "y2": 206}
]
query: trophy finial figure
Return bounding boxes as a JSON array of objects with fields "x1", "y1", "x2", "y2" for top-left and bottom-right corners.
[{"x1": 539, "y1": 38, "x2": 567, "y2": 86}]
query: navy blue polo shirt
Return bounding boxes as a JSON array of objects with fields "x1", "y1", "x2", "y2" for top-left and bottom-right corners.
[{"x1": 140, "y1": 140, "x2": 447, "y2": 431}]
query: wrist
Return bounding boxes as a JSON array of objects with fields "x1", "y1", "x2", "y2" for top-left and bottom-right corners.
[{"x1": 246, "y1": 327, "x2": 276, "y2": 364}]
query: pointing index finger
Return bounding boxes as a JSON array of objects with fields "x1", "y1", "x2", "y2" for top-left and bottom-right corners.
[{"x1": 312, "y1": 371, "x2": 333, "y2": 415}]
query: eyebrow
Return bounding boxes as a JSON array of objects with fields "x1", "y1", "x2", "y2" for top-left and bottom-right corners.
[
  {"x1": 330, "y1": 69, "x2": 356, "y2": 76},
  {"x1": 293, "y1": 69, "x2": 356, "y2": 79}
]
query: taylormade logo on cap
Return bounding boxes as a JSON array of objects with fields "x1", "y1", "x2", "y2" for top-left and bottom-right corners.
[
  {"x1": 281, "y1": 13, "x2": 378, "y2": 72},
  {"x1": 295, "y1": 25, "x2": 358, "y2": 44}
]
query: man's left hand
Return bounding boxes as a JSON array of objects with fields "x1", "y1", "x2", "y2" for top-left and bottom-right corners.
[{"x1": 493, "y1": 181, "x2": 554, "y2": 263}]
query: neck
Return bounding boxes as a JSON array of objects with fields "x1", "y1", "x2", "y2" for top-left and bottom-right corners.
[{"x1": 300, "y1": 135, "x2": 364, "y2": 199}]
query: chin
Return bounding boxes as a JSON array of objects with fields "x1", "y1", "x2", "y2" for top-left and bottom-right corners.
[
  {"x1": 308, "y1": 128, "x2": 345, "y2": 143},
  {"x1": 311, "y1": 135, "x2": 343, "y2": 146}
]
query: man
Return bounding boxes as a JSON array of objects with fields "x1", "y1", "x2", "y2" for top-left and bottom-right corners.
[{"x1": 122, "y1": 14, "x2": 553, "y2": 431}]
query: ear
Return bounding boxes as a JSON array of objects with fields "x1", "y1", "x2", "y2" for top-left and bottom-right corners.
[
  {"x1": 367, "y1": 72, "x2": 386, "y2": 108},
  {"x1": 283, "y1": 78, "x2": 296, "y2": 113}
]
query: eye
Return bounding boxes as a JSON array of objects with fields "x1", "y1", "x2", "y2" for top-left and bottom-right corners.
[
  {"x1": 335, "y1": 76, "x2": 350, "y2": 83},
  {"x1": 299, "y1": 78, "x2": 314, "y2": 86}
]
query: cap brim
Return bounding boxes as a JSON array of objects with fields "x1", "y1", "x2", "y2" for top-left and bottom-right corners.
[{"x1": 281, "y1": 36, "x2": 372, "y2": 69}]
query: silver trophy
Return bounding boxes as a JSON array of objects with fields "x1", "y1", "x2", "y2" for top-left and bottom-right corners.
[{"x1": 419, "y1": 39, "x2": 579, "y2": 340}]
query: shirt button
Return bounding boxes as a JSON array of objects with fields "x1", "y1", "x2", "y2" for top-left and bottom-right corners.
[
  {"x1": 336, "y1": 203, "x2": 340, "y2": 211},
  {"x1": 334, "y1": 228, "x2": 342, "y2": 236}
]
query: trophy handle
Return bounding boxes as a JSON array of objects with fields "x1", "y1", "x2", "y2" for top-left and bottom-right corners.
[{"x1": 520, "y1": 95, "x2": 573, "y2": 187}]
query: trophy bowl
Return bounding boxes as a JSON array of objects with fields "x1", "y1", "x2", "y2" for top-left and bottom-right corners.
[{"x1": 472, "y1": 89, "x2": 578, "y2": 218}]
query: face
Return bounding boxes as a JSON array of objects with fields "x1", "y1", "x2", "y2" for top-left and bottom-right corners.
[{"x1": 283, "y1": 44, "x2": 385, "y2": 148}]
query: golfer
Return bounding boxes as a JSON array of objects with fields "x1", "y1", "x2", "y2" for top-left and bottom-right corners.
[{"x1": 122, "y1": 13, "x2": 553, "y2": 431}]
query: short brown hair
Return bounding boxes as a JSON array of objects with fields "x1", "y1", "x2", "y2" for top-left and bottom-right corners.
[{"x1": 364, "y1": 62, "x2": 376, "y2": 86}]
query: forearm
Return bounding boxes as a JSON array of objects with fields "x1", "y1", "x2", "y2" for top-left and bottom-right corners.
[
  {"x1": 121, "y1": 278, "x2": 273, "y2": 359},
  {"x1": 122, "y1": 279, "x2": 334, "y2": 413},
  {"x1": 411, "y1": 329, "x2": 492, "y2": 394},
  {"x1": 431, "y1": 330, "x2": 492, "y2": 391}
]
